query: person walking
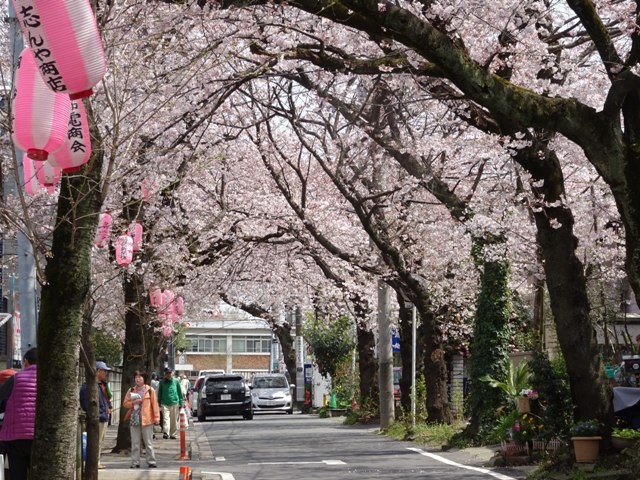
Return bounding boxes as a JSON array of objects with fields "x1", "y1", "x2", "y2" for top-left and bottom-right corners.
[
  {"x1": 150, "y1": 372, "x2": 160, "y2": 391},
  {"x1": 157, "y1": 367, "x2": 184, "y2": 439},
  {"x1": 123, "y1": 371, "x2": 160, "y2": 468},
  {"x1": 179, "y1": 373, "x2": 191, "y2": 414},
  {"x1": 0, "y1": 348, "x2": 37, "y2": 480},
  {"x1": 80, "y1": 360, "x2": 113, "y2": 469}
]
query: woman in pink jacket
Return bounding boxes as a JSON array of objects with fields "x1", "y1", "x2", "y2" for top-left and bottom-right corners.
[{"x1": 123, "y1": 370, "x2": 160, "y2": 468}]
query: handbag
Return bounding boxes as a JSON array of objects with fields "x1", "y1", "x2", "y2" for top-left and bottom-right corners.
[{"x1": 130, "y1": 408, "x2": 141, "y2": 427}]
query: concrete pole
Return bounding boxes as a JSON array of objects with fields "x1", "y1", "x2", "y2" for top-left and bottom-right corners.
[
  {"x1": 8, "y1": 2, "x2": 38, "y2": 358},
  {"x1": 378, "y1": 280, "x2": 394, "y2": 428},
  {"x1": 295, "y1": 307, "x2": 305, "y2": 407},
  {"x1": 411, "y1": 305, "x2": 417, "y2": 428}
]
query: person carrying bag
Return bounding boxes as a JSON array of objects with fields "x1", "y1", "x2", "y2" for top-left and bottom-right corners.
[{"x1": 123, "y1": 371, "x2": 160, "y2": 468}]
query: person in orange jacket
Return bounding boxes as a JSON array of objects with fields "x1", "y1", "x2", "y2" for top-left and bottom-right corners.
[{"x1": 123, "y1": 370, "x2": 160, "y2": 468}]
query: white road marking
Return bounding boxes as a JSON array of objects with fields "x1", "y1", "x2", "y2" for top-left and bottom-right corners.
[
  {"x1": 407, "y1": 447, "x2": 517, "y2": 480},
  {"x1": 201, "y1": 472, "x2": 236, "y2": 480},
  {"x1": 247, "y1": 460, "x2": 346, "y2": 465},
  {"x1": 215, "y1": 456, "x2": 226, "y2": 461}
]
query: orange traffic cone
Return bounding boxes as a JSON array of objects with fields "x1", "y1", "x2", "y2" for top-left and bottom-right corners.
[
  {"x1": 179, "y1": 465, "x2": 191, "y2": 480},
  {"x1": 178, "y1": 408, "x2": 190, "y2": 460}
]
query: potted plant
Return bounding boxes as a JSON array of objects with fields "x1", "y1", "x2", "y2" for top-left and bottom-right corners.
[
  {"x1": 570, "y1": 419, "x2": 602, "y2": 463},
  {"x1": 517, "y1": 388, "x2": 538, "y2": 413},
  {"x1": 611, "y1": 428, "x2": 640, "y2": 450}
]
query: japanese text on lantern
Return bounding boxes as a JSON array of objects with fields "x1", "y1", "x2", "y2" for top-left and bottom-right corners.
[{"x1": 16, "y1": 5, "x2": 67, "y2": 92}]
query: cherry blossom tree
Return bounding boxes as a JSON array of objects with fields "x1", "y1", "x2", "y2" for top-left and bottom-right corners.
[{"x1": 157, "y1": 0, "x2": 629, "y2": 428}]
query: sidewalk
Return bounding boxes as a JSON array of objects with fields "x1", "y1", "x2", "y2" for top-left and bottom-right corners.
[{"x1": 96, "y1": 418, "x2": 225, "y2": 480}]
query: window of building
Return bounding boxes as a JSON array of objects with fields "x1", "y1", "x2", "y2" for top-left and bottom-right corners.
[
  {"x1": 186, "y1": 335, "x2": 226, "y2": 353},
  {"x1": 232, "y1": 336, "x2": 270, "y2": 353}
]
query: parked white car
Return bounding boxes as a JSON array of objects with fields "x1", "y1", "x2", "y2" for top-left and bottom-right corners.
[
  {"x1": 250, "y1": 373, "x2": 294, "y2": 414},
  {"x1": 191, "y1": 369, "x2": 225, "y2": 415}
]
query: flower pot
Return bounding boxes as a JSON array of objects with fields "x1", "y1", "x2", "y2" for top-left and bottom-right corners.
[
  {"x1": 611, "y1": 436, "x2": 637, "y2": 451},
  {"x1": 571, "y1": 436, "x2": 601, "y2": 463},
  {"x1": 516, "y1": 396, "x2": 531, "y2": 413}
]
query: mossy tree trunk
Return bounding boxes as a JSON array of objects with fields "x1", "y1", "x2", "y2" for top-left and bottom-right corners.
[
  {"x1": 466, "y1": 236, "x2": 512, "y2": 437},
  {"x1": 32, "y1": 101, "x2": 104, "y2": 480}
]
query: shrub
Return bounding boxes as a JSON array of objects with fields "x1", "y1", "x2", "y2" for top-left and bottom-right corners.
[
  {"x1": 528, "y1": 351, "x2": 572, "y2": 439},
  {"x1": 570, "y1": 419, "x2": 601, "y2": 437}
]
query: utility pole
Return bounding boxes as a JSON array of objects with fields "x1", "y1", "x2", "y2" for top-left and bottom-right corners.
[
  {"x1": 295, "y1": 306, "x2": 305, "y2": 409},
  {"x1": 411, "y1": 304, "x2": 417, "y2": 428},
  {"x1": 7, "y1": 2, "x2": 38, "y2": 360},
  {"x1": 378, "y1": 280, "x2": 394, "y2": 428}
]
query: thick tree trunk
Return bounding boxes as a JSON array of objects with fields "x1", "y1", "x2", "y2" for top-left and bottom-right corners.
[
  {"x1": 273, "y1": 322, "x2": 296, "y2": 381},
  {"x1": 535, "y1": 198, "x2": 612, "y2": 423},
  {"x1": 113, "y1": 269, "x2": 148, "y2": 453},
  {"x1": 356, "y1": 319, "x2": 377, "y2": 404},
  {"x1": 513, "y1": 137, "x2": 613, "y2": 425},
  {"x1": 32, "y1": 103, "x2": 104, "y2": 479},
  {"x1": 80, "y1": 305, "x2": 99, "y2": 480},
  {"x1": 418, "y1": 306, "x2": 451, "y2": 423}
]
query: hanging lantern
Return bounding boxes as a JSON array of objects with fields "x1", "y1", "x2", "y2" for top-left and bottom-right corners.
[
  {"x1": 158, "y1": 313, "x2": 172, "y2": 337},
  {"x1": 22, "y1": 154, "x2": 42, "y2": 195},
  {"x1": 162, "y1": 325, "x2": 173, "y2": 338},
  {"x1": 93, "y1": 212, "x2": 111, "y2": 249},
  {"x1": 162, "y1": 290, "x2": 175, "y2": 315},
  {"x1": 35, "y1": 159, "x2": 61, "y2": 187},
  {"x1": 149, "y1": 286, "x2": 163, "y2": 308},
  {"x1": 174, "y1": 296, "x2": 184, "y2": 316},
  {"x1": 12, "y1": 0, "x2": 107, "y2": 99},
  {"x1": 12, "y1": 47, "x2": 71, "y2": 161},
  {"x1": 127, "y1": 222, "x2": 143, "y2": 252},
  {"x1": 115, "y1": 234, "x2": 133, "y2": 265},
  {"x1": 141, "y1": 178, "x2": 151, "y2": 201},
  {"x1": 49, "y1": 100, "x2": 91, "y2": 172}
]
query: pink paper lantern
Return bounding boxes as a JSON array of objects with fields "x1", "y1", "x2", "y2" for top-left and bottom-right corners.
[
  {"x1": 49, "y1": 100, "x2": 91, "y2": 172},
  {"x1": 127, "y1": 222, "x2": 143, "y2": 252},
  {"x1": 22, "y1": 154, "x2": 42, "y2": 195},
  {"x1": 149, "y1": 286, "x2": 164, "y2": 308},
  {"x1": 174, "y1": 296, "x2": 184, "y2": 316},
  {"x1": 115, "y1": 234, "x2": 133, "y2": 265},
  {"x1": 12, "y1": 47, "x2": 71, "y2": 161},
  {"x1": 12, "y1": 0, "x2": 107, "y2": 99},
  {"x1": 162, "y1": 290, "x2": 175, "y2": 315},
  {"x1": 162, "y1": 325, "x2": 173, "y2": 338},
  {"x1": 94, "y1": 212, "x2": 111, "y2": 249},
  {"x1": 35, "y1": 159, "x2": 61, "y2": 187}
]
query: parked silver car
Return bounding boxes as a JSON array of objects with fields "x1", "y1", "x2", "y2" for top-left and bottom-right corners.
[{"x1": 250, "y1": 373, "x2": 294, "y2": 414}]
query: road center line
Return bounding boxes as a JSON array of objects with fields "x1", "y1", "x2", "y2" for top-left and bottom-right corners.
[
  {"x1": 407, "y1": 447, "x2": 517, "y2": 480},
  {"x1": 247, "y1": 460, "x2": 346, "y2": 465}
]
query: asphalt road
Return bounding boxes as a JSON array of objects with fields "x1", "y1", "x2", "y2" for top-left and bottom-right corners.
[{"x1": 194, "y1": 413, "x2": 526, "y2": 480}]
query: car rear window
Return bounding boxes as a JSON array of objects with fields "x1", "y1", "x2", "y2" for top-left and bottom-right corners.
[
  {"x1": 254, "y1": 377, "x2": 288, "y2": 388},
  {"x1": 205, "y1": 377, "x2": 244, "y2": 390}
]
